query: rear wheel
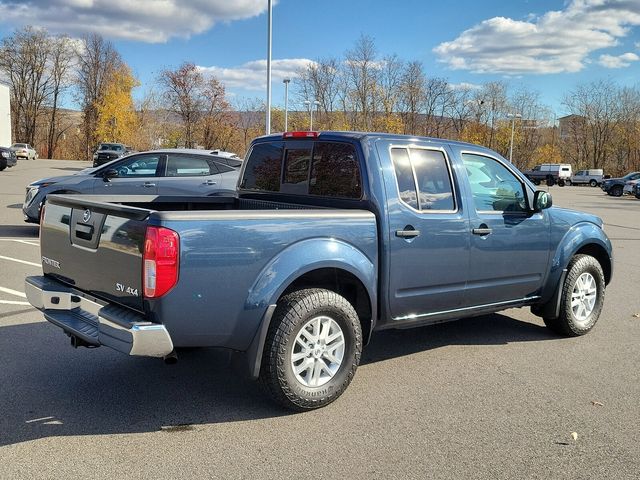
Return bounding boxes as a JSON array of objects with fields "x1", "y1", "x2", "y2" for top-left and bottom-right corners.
[
  {"x1": 260, "y1": 288, "x2": 362, "y2": 411},
  {"x1": 564, "y1": 179, "x2": 572, "y2": 186},
  {"x1": 544, "y1": 254, "x2": 605, "y2": 336},
  {"x1": 589, "y1": 179, "x2": 598, "y2": 187}
]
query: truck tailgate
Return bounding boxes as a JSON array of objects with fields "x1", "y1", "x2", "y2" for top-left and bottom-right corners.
[{"x1": 40, "y1": 194, "x2": 152, "y2": 313}]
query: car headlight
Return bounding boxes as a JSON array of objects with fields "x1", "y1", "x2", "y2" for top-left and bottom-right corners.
[{"x1": 1, "y1": 151, "x2": 8, "y2": 158}]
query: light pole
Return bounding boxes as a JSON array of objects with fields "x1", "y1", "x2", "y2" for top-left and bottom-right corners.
[
  {"x1": 507, "y1": 112, "x2": 522, "y2": 163},
  {"x1": 304, "y1": 100, "x2": 320, "y2": 131},
  {"x1": 283, "y1": 78, "x2": 290, "y2": 131},
  {"x1": 265, "y1": 0, "x2": 272, "y2": 135}
]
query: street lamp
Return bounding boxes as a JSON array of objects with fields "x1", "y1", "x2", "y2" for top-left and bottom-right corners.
[
  {"x1": 283, "y1": 78, "x2": 290, "y2": 132},
  {"x1": 304, "y1": 99, "x2": 320, "y2": 131},
  {"x1": 507, "y1": 112, "x2": 522, "y2": 163},
  {"x1": 265, "y1": 0, "x2": 273, "y2": 135}
]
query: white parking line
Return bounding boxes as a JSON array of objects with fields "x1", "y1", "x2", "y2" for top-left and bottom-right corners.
[
  {"x1": 0, "y1": 300, "x2": 30, "y2": 306},
  {"x1": 0, "y1": 286, "x2": 27, "y2": 298},
  {"x1": 0, "y1": 255, "x2": 40, "y2": 267},
  {"x1": 0, "y1": 238, "x2": 39, "y2": 246}
]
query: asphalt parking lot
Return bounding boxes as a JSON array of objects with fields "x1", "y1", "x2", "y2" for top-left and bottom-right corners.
[{"x1": 1, "y1": 159, "x2": 639, "y2": 479}]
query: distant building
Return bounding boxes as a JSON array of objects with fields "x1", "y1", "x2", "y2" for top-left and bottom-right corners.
[
  {"x1": 558, "y1": 114, "x2": 585, "y2": 140},
  {"x1": 0, "y1": 81, "x2": 11, "y2": 147}
]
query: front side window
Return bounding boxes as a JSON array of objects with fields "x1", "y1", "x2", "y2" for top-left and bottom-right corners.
[
  {"x1": 111, "y1": 154, "x2": 161, "y2": 177},
  {"x1": 166, "y1": 155, "x2": 211, "y2": 177},
  {"x1": 462, "y1": 153, "x2": 527, "y2": 213}
]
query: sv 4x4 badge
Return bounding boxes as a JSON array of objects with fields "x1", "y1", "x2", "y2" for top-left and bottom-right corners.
[{"x1": 116, "y1": 283, "x2": 139, "y2": 297}]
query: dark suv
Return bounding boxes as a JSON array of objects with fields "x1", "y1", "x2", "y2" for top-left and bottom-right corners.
[
  {"x1": 92, "y1": 143, "x2": 128, "y2": 167},
  {"x1": 0, "y1": 146, "x2": 17, "y2": 171}
]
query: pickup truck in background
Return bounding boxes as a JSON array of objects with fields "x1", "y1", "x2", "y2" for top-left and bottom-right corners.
[
  {"x1": 26, "y1": 132, "x2": 613, "y2": 410},
  {"x1": 522, "y1": 163, "x2": 572, "y2": 185},
  {"x1": 570, "y1": 169, "x2": 604, "y2": 187}
]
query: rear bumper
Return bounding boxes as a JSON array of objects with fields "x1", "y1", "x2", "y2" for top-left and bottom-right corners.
[{"x1": 25, "y1": 275, "x2": 173, "y2": 357}]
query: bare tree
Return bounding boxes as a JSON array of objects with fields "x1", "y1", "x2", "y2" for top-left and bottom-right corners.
[
  {"x1": 397, "y1": 61, "x2": 425, "y2": 135},
  {"x1": 344, "y1": 35, "x2": 379, "y2": 130},
  {"x1": 158, "y1": 62, "x2": 205, "y2": 148},
  {"x1": 76, "y1": 33, "x2": 123, "y2": 158},
  {"x1": 45, "y1": 35, "x2": 75, "y2": 159},
  {"x1": 200, "y1": 75, "x2": 231, "y2": 149}
]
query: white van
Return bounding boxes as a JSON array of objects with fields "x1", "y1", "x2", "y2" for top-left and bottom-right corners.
[
  {"x1": 570, "y1": 169, "x2": 604, "y2": 187},
  {"x1": 539, "y1": 164, "x2": 573, "y2": 180}
]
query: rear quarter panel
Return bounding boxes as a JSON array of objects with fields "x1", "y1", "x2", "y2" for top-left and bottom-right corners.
[{"x1": 149, "y1": 209, "x2": 378, "y2": 350}]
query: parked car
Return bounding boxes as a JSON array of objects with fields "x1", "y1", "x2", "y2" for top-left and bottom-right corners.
[
  {"x1": 10, "y1": 143, "x2": 37, "y2": 160},
  {"x1": 0, "y1": 146, "x2": 17, "y2": 171},
  {"x1": 26, "y1": 131, "x2": 612, "y2": 411},
  {"x1": 570, "y1": 169, "x2": 603, "y2": 187},
  {"x1": 624, "y1": 179, "x2": 640, "y2": 195},
  {"x1": 23, "y1": 149, "x2": 242, "y2": 223},
  {"x1": 92, "y1": 143, "x2": 128, "y2": 167},
  {"x1": 633, "y1": 182, "x2": 640, "y2": 199},
  {"x1": 601, "y1": 171, "x2": 640, "y2": 196},
  {"x1": 522, "y1": 163, "x2": 572, "y2": 185}
]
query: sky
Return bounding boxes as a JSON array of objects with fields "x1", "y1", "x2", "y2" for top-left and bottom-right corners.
[{"x1": 0, "y1": 0, "x2": 639, "y2": 115}]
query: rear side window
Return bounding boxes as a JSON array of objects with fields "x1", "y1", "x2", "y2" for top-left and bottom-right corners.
[
  {"x1": 391, "y1": 147, "x2": 455, "y2": 211},
  {"x1": 166, "y1": 155, "x2": 211, "y2": 177},
  {"x1": 242, "y1": 142, "x2": 284, "y2": 192}
]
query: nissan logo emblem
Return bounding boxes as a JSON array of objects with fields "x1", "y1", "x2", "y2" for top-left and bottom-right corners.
[{"x1": 82, "y1": 209, "x2": 91, "y2": 223}]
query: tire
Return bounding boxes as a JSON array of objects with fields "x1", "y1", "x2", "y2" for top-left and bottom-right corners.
[
  {"x1": 564, "y1": 179, "x2": 572, "y2": 186},
  {"x1": 0, "y1": 159, "x2": 6, "y2": 171},
  {"x1": 611, "y1": 185, "x2": 623, "y2": 197},
  {"x1": 533, "y1": 179, "x2": 540, "y2": 186},
  {"x1": 544, "y1": 254, "x2": 605, "y2": 336},
  {"x1": 589, "y1": 179, "x2": 598, "y2": 187},
  {"x1": 260, "y1": 288, "x2": 362, "y2": 411}
]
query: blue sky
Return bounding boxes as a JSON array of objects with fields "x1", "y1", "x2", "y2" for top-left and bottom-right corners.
[{"x1": 1, "y1": 0, "x2": 639, "y2": 114}]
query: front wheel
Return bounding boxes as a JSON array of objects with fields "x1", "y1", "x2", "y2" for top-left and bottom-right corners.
[
  {"x1": 611, "y1": 185, "x2": 623, "y2": 197},
  {"x1": 564, "y1": 179, "x2": 572, "y2": 186},
  {"x1": 544, "y1": 254, "x2": 605, "y2": 336},
  {"x1": 590, "y1": 179, "x2": 598, "y2": 187},
  {"x1": 260, "y1": 288, "x2": 362, "y2": 411}
]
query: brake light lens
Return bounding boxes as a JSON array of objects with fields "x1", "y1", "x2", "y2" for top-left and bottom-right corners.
[
  {"x1": 143, "y1": 226, "x2": 179, "y2": 298},
  {"x1": 283, "y1": 131, "x2": 319, "y2": 139}
]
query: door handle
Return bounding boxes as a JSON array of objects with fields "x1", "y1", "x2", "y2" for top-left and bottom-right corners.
[
  {"x1": 203, "y1": 180, "x2": 217, "y2": 186},
  {"x1": 472, "y1": 225, "x2": 492, "y2": 236},
  {"x1": 142, "y1": 182, "x2": 156, "y2": 188},
  {"x1": 396, "y1": 229, "x2": 420, "y2": 238}
]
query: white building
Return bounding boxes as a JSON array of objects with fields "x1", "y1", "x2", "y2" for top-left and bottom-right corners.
[{"x1": 0, "y1": 81, "x2": 11, "y2": 147}]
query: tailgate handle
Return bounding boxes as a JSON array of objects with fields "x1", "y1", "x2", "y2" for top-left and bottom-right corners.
[{"x1": 75, "y1": 223, "x2": 94, "y2": 240}]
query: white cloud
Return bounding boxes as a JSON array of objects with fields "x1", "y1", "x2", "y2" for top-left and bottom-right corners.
[
  {"x1": 434, "y1": 0, "x2": 640, "y2": 74},
  {"x1": 449, "y1": 82, "x2": 482, "y2": 90},
  {"x1": 0, "y1": 0, "x2": 273, "y2": 43},
  {"x1": 198, "y1": 58, "x2": 315, "y2": 90},
  {"x1": 598, "y1": 52, "x2": 640, "y2": 68}
]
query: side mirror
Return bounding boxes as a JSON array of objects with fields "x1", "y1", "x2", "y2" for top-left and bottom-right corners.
[
  {"x1": 102, "y1": 169, "x2": 118, "y2": 182},
  {"x1": 533, "y1": 190, "x2": 552, "y2": 212}
]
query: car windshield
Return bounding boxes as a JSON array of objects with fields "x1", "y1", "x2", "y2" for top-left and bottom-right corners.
[
  {"x1": 622, "y1": 172, "x2": 640, "y2": 180},
  {"x1": 100, "y1": 144, "x2": 123, "y2": 151}
]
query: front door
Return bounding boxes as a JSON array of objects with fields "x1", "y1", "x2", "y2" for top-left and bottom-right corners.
[
  {"x1": 459, "y1": 151, "x2": 550, "y2": 306},
  {"x1": 383, "y1": 143, "x2": 470, "y2": 322},
  {"x1": 94, "y1": 153, "x2": 163, "y2": 195}
]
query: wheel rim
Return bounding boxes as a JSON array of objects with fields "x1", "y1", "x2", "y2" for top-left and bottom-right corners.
[
  {"x1": 291, "y1": 316, "x2": 345, "y2": 388},
  {"x1": 571, "y1": 272, "x2": 597, "y2": 324}
]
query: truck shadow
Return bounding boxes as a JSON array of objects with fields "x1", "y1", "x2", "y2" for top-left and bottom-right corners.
[
  {"x1": 0, "y1": 224, "x2": 39, "y2": 238},
  {"x1": 0, "y1": 314, "x2": 556, "y2": 447}
]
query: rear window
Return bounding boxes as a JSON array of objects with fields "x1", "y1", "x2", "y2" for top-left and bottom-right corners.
[{"x1": 242, "y1": 140, "x2": 362, "y2": 199}]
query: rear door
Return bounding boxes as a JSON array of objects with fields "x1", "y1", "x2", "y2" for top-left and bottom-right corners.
[
  {"x1": 381, "y1": 141, "x2": 470, "y2": 321},
  {"x1": 93, "y1": 153, "x2": 162, "y2": 194},
  {"x1": 458, "y1": 150, "x2": 550, "y2": 306}
]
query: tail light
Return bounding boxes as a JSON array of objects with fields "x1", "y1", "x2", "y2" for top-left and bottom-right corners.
[
  {"x1": 283, "y1": 131, "x2": 319, "y2": 139},
  {"x1": 143, "y1": 226, "x2": 179, "y2": 298}
]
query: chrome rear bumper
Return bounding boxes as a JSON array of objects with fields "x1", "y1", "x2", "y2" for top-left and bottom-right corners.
[{"x1": 25, "y1": 275, "x2": 173, "y2": 357}]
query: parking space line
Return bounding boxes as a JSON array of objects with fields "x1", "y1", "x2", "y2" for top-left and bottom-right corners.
[
  {"x1": 0, "y1": 255, "x2": 40, "y2": 267},
  {"x1": 0, "y1": 238, "x2": 39, "y2": 246},
  {"x1": 0, "y1": 299, "x2": 30, "y2": 306},
  {"x1": 0, "y1": 286, "x2": 26, "y2": 298}
]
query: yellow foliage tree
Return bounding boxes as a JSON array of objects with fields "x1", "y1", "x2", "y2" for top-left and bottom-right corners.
[
  {"x1": 530, "y1": 144, "x2": 563, "y2": 168},
  {"x1": 95, "y1": 64, "x2": 140, "y2": 146}
]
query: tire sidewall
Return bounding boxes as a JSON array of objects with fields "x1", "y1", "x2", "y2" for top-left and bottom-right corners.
[
  {"x1": 562, "y1": 257, "x2": 605, "y2": 335},
  {"x1": 279, "y1": 301, "x2": 359, "y2": 404}
]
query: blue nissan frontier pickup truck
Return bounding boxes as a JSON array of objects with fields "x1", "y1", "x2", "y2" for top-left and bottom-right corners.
[{"x1": 26, "y1": 131, "x2": 613, "y2": 410}]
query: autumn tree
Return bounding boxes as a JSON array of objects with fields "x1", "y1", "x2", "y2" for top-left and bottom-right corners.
[
  {"x1": 95, "y1": 64, "x2": 139, "y2": 145},
  {"x1": 76, "y1": 33, "x2": 123, "y2": 158}
]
